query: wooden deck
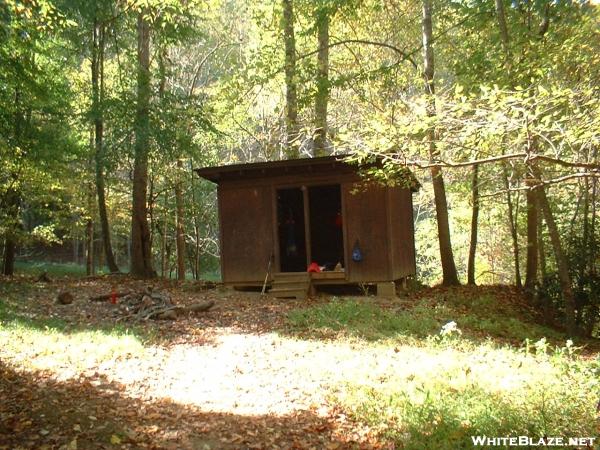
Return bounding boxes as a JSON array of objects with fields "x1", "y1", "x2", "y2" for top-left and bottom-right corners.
[{"x1": 309, "y1": 271, "x2": 347, "y2": 284}]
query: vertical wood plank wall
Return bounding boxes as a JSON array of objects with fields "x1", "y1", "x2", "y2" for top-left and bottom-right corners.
[
  {"x1": 219, "y1": 185, "x2": 274, "y2": 283},
  {"x1": 343, "y1": 182, "x2": 391, "y2": 282},
  {"x1": 389, "y1": 187, "x2": 417, "y2": 279},
  {"x1": 215, "y1": 175, "x2": 416, "y2": 285}
]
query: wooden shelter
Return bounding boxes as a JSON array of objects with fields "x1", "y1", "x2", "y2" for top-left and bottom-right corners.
[{"x1": 195, "y1": 156, "x2": 417, "y2": 297}]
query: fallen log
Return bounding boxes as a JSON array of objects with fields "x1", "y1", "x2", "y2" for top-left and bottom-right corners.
[
  {"x1": 143, "y1": 300, "x2": 216, "y2": 321},
  {"x1": 90, "y1": 291, "x2": 132, "y2": 302},
  {"x1": 96, "y1": 286, "x2": 215, "y2": 321},
  {"x1": 180, "y1": 300, "x2": 215, "y2": 314}
]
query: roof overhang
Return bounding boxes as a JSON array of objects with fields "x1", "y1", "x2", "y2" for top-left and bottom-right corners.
[
  {"x1": 194, "y1": 155, "x2": 355, "y2": 184},
  {"x1": 194, "y1": 154, "x2": 420, "y2": 191}
]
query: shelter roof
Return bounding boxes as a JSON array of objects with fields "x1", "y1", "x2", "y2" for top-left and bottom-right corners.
[{"x1": 195, "y1": 154, "x2": 420, "y2": 191}]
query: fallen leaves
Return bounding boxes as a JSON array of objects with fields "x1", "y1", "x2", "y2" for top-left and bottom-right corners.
[{"x1": 1, "y1": 276, "x2": 394, "y2": 449}]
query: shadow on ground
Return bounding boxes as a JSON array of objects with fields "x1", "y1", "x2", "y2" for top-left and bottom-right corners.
[{"x1": 0, "y1": 362, "x2": 365, "y2": 450}]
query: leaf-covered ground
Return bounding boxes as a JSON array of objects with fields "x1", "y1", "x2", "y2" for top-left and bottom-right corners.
[
  {"x1": 0, "y1": 275, "x2": 598, "y2": 449},
  {"x1": 0, "y1": 276, "x2": 392, "y2": 449}
]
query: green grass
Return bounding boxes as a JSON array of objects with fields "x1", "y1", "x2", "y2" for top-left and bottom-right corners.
[
  {"x1": 288, "y1": 299, "x2": 438, "y2": 342},
  {"x1": 335, "y1": 343, "x2": 599, "y2": 449},
  {"x1": 14, "y1": 260, "x2": 222, "y2": 281},
  {"x1": 286, "y1": 295, "x2": 563, "y2": 345},
  {"x1": 14, "y1": 260, "x2": 97, "y2": 277},
  {"x1": 287, "y1": 292, "x2": 600, "y2": 448},
  {"x1": 0, "y1": 284, "x2": 151, "y2": 372}
]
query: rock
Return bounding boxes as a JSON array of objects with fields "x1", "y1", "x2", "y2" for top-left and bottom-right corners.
[{"x1": 57, "y1": 291, "x2": 74, "y2": 305}]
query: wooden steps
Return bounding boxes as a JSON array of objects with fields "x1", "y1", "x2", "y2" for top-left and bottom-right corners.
[{"x1": 269, "y1": 272, "x2": 311, "y2": 300}]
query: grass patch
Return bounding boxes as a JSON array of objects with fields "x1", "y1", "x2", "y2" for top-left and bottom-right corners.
[
  {"x1": 15, "y1": 259, "x2": 223, "y2": 281},
  {"x1": 287, "y1": 290, "x2": 599, "y2": 448},
  {"x1": 287, "y1": 299, "x2": 439, "y2": 341},
  {"x1": 287, "y1": 293, "x2": 564, "y2": 345},
  {"x1": 14, "y1": 260, "x2": 102, "y2": 277},
  {"x1": 336, "y1": 342, "x2": 599, "y2": 449},
  {"x1": 0, "y1": 287, "x2": 149, "y2": 372}
]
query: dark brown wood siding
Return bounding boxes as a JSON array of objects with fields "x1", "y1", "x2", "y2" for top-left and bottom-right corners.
[
  {"x1": 389, "y1": 187, "x2": 416, "y2": 279},
  {"x1": 218, "y1": 184, "x2": 274, "y2": 283},
  {"x1": 343, "y1": 182, "x2": 391, "y2": 282}
]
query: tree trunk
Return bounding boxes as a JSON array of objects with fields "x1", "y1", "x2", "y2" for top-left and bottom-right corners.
[
  {"x1": 2, "y1": 236, "x2": 15, "y2": 276},
  {"x1": 158, "y1": 49, "x2": 168, "y2": 279},
  {"x1": 92, "y1": 18, "x2": 119, "y2": 273},
  {"x1": 130, "y1": 11, "x2": 154, "y2": 278},
  {"x1": 502, "y1": 163, "x2": 522, "y2": 287},
  {"x1": 575, "y1": 176, "x2": 590, "y2": 326},
  {"x1": 494, "y1": 0, "x2": 511, "y2": 62},
  {"x1": 580, "y1": 176, "x2": 590, "y2": 282},
  {"x1": 1, "y1": 193, "x2": 17, "y2": 276},
  {"x1": 161, "y1": 190, "x2": 168, "y2": 278},
  {"x1": 422, "y1": 0, "x2": 459, "y2": 286},
  {"x1": 467, "y1": 164, "x2": 479, "y2": 284},
  {"x1": 86, "y1": 129, "x2": 95, "y2": 276},
  {"x1": 2, "y1": 187, "x2": 18, "y2": 276},
  {"x1": 313, "y1": 6, "x2": 329, "y2": 156},
  {"x1": 282, "y1": 0, "x2": 300, "y2": 158},
  {"x1": 535, "y1": 171, "x2": 578, "y2": 335},
  {"x1": 3, "y1": 84, "x2": 25, "y2": 276},
  {"x1": 538, "y1": 196, "x2": 547, "y2": 281},
  {"x1": 523, "y1": 181, "x2": 538, "y2": 296},
  {"x1": 175, "y1": 159, "x2": 186, "y2": 280},
  {"x1": 189, "y1": 159, "x2": 201, "y2": 280},
  {"x1": 590, "y1": 175, "x2": 597, "y2": 273}
]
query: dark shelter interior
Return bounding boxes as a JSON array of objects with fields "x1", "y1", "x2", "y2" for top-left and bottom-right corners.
[
  {"x1": 308, "y1": 185, "x2": 343, "y2": 270},
  {"x1": 277, "y1": 184, "x2": 344, "y2": 272},
  {"x1": 277, "y1": 188, "x2": 306, "y2": 272}
]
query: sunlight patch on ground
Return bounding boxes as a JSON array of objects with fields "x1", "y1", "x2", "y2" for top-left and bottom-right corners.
[
  {"x1": 1, "y1": 303, "x2": 579, "y2": 423},
  {"x1": 1, "y1": 321, "x2": 570, "y2": 418},
  {"x1": 76, "y1": 331, "x2": 568, "y2": 419}
]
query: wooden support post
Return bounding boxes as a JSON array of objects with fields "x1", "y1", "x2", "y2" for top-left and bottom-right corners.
[
  {"x1": 302, "y1": 185, "x2": 312, "y2": 268},
  {"x1": 377, "y1": 281, "x2": 396, "y2": 298}
]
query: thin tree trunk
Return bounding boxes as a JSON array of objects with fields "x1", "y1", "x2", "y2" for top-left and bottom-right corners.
[
  {"x1": 158, "y1": 49, "x2": 168, "y2": 279},
  {"x1": 502, "y1": 163, "x2": 523, "y2": 287},
  {"x1": 581, "y1": 177, "x2": 590, "y2": 276},
  {"x1": 130, "y1": 11, "x2": 154, "y2": 278},
  {"x1": 86, "y1": 129, "x2": 95, "y2": 276},
  {"x1": 422, "y1": 0, "x2": 459, "y2": 286},
  {"x1": 189, "y1": 159, "x2": 201, "y2": 280},
  {"x1": 72, "y1": 235, "x2": 79, "y2": 264},
  {"x1": 161, "y1": 189, "x2": 168, "y2": 278},
  {"x1": 2, "y1": 236, "x2": 15, "y2": 276},
  {"x1": 175, "y1": 159, "x2": 186, "y2": 280},
  {"x1": 86, "y1": 218, "x2": 94, "y2": 275},
  {"x1": 495, "y1": 0, "x2": 511, "y2": 62},
  {"x1": 148, "y1": 174, "x2": 155, "y2": 249},
  {"x1": 3, "y1": 84, "x2": 25, "y2": 276},
  {"x1": 467, "y1": 164, "x2": 479, "y2": 285},
  {"x1": 523, "y1": 180, "x2": 538, "y2": 295},
  {"x1": 535, "y1": 169, "x2": 578, "y2": 335},
  {"x1": 575, "y1": 177, "x2": 590, "y2": 326},
  {"x1": 92, "y1": 18, "x2": 119, "y2": 273},
  {"x1": 313, "y1": 6, "x2": 329, "y2": 156},
  {"x1": 282, "y1": 0, "x2": 300, "y2": 158},
  {"x1": 2, "y1": 187, "x2": 18, "y2": 276},
  {"x1": 538, "y1": 198, "x2": 547, "y2": 281},
  {"x1": 590, "y1": 175, "x2": 597, "y2": 272}
]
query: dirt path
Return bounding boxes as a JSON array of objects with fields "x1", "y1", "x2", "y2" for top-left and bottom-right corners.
[{"x1": 1, "y1": 277, "x2": 389, "y2": 449}]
